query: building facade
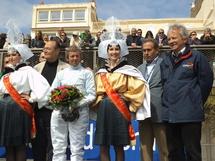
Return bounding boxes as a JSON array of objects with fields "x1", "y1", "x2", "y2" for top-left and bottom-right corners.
[{"x1": 31, "y1": 0, "x2": 215, "y2": 39}]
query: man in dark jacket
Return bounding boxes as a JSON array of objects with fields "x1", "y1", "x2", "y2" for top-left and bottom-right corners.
[
  {"x1": 161, "y1": 23, "x2": 213, "y2": 161},
  {"x1": 155, "y1": 28, "x2": 168, "y2": 48},
  {"x1": 126, "y1": 28, "x2": 141, "y2": 48},
  {"x1": 80, "y1": 30, "x2": 96, "y2": 48},
  {"x1": 200, "y1": 27, "x2": 215, "y2": 44},
  {"x1": 59, "y1": 32, "x2": 70, "y2": 48}
]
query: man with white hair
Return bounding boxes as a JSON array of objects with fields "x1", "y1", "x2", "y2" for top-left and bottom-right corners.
[
  {"x1": 161, "y1": 23, "x2": 213, "y2": 161},
  {"x1": 126, "y1": 27, "x2": 141, "y2": 48}
]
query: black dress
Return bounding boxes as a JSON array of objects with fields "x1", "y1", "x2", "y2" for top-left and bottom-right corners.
[
  {"x1": 94, "y1": 60, "x2": 130, "y2": 146},
  {"x1": 0, "y1": 96, "x2": 31, "y2": 146}
]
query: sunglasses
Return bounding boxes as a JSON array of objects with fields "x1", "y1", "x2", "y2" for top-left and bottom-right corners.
[
  {"x1": 159, "y1": 32, "x2": 164, "y2": 34},
  {"x1": 4, "y1": 61, "x2": 9, "y2": 64},
  {"x1": 191, "y1": 33, "x2": 197, "y2": 36}
]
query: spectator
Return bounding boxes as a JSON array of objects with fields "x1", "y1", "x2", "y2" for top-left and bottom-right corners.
[
  {"x1": 137, "y1": 38, "x2": 169, "y2": 161},
  {"x1": 59, "y1": 32, "x2": 70, "y2": 48},
  {"x1": 3, "y1": 56, "x2": 10, "y2": 68},
  {"x1": 50, "y1": 45, "x2": 96, "y2": 161},
  {"x1": 58, "y1": 27, "x2": 64, "y2": 38},
  {"x1": 0, "y1": 56, "x2": 13, "y2": 78},
  {"x1": 188, "y1": 31, "x2": 201, "y2": 45},
  {"x1": 0, "y1": 33, "x2": 6, "y2": 49},
  {"x1": 39, "y1": 51, "x2": 46, "y2": 62},
  {"x1": 80, "y1": 30, "x2": 96, "y2": 48},
  {"x1": 155, "y1": 29, "x2": 168, "y2": 47},
  {"x1": 145, "y1": 30, "x2": 154, "y2": 39},
  {"x1": 137, "y1": 29, "x2": 144, "y2": 42},
  {"x1": 23, "y1": 34, "x2": 31, "y2": 48},
  {"x1": 51, "y1": 27, "x2": 64, "y2": 44},
  {"x1": 161, "y1": 23, "x2": 213, "y2": 161},
  {"x1": 70, "y1": 31, "x2": 80, "y2": 47},
  {"x1": 43, "y1": 34, "x2": 49, "y2": 45},
  {"x1": 32, "y1": 40, "x2": 69, "y2": 161},
  {"x1": 200, "y1": 27, "x2": 215, "y2": 44},
  {"x1": 31, "y1": 30, "x2": 45, "y2": 48},
  {"x1": 96, "y1": 31, "x2": 101, "y2": 47},
  {"x1": 126, "y1": 27, "x2": 141, "y2": 47}
]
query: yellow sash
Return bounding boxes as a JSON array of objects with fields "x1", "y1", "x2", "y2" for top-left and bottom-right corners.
[
  {"x1": 100, "y1": 73, "x2": 136, "y2": 146},
  {"x1": 3, "y1": 75, "x2": 36, "y2": 139}
]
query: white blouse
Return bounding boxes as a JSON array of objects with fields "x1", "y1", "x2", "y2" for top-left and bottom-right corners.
[{"x1": 0, "y1": 66, "x2": 50, "y2": 108}]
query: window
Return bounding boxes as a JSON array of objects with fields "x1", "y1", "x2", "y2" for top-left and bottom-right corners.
[
  {"x1": 75, "y1": 10, "x2": 85, "y2": 21},
  {"x1": 39, "y1": 12, "x2": 48, "y2": 22},
  {"x1": 51, "y1": 11, "x2": 60, "y2": 21},
  {"x1": 63, "y1": 11, "x2": 73, "y2": 21}
]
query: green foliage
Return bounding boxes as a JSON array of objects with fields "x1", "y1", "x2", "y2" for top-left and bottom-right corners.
[{"x1": 204, "y1": 95, "x2": 215, "y2": 138}]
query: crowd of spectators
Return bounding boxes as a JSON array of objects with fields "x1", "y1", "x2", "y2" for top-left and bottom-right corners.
[{"x1": 0, "y1": 27, "x2": 215, "y2": 50}]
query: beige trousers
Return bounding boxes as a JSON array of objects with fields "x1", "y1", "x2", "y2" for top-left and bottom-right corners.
[{"x1": 139, "y1": 118, "x2": 169, "y2": 161}]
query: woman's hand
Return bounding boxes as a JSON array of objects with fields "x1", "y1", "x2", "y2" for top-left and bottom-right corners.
[
  {"x1": 118, "y1": 93, "x2": 125, "y2": 99},
  {"x1": 20, "y1": 94, "x2": 31, "y2": 102}
]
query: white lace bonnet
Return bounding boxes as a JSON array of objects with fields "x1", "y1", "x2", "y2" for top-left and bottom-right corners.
[
  {"x1": 6, "y1": 19, "x2": 33, "y2": 62},
  {"x1": 98, "y1": 16, "x2": 129, "y2": 59}
]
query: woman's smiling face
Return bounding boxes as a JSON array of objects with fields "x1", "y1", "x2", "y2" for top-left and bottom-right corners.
[{"x1": 107, "y1": 45, "x2": 120, "y2": 61}]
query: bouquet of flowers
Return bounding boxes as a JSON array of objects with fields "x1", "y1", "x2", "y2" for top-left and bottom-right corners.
[{"x1": 49, "y1": 85, "x2": 85, "y2": 122}]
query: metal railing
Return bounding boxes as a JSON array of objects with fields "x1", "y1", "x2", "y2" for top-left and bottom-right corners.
[{"x1": 0, "y1": 45, "x2": 215, "y2": 72}]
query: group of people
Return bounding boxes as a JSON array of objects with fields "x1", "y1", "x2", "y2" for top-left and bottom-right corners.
[
  {"x1": 0, "y1": 17, "x2": 214, "y2": 161},
  {"x1": 1, "y1": 25, "x2": 215, "y2": 51}
]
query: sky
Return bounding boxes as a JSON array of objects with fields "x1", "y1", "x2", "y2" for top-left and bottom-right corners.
[{"x1": 0, "y1": 0, "x2": 195, "y2": 35}]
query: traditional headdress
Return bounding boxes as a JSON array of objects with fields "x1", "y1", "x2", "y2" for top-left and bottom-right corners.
[
  {"x1": 98, "y1": 16, "x2": 129, "y2": 59},
  {"x1": 6, "y1": 19, "x2": 33, "y2": 62}
]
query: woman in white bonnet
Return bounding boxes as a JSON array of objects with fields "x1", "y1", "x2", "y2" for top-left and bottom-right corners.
[
  {"x1": 0, "y1": 19, "x2": 50, "y2": 161},
  {"x1": 90, "y1": 17, "x2": 149, "y2": 161}
]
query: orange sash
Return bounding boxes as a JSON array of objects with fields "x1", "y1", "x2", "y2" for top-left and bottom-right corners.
[
  {"x1": 100, "y1": 73, "x2": 136, "y2": 146},
  {"x1": 3, "y1": 75, "x2": 36, "y2": 139}
]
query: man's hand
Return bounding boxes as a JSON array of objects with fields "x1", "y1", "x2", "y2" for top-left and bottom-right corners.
[
  {"x1": 84, "y1": 42, "x2": 89, "y2": 46},
  {"x1": 131, "y1": 43, "x2": 137, "y2": 48}
]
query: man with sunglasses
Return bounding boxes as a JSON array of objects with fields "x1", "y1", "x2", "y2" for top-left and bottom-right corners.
[
  {"x1": 155, "y1": 29, "x2": 168, "y2": 48},
  {"x1": 70, "y1": 31, "x2": 80, "y2": 47},
  {"x1": 137, "y1": 29, "x2": 144, "y2": 42},
  {"x1": 188, "y1": 31, "x2": 201, "y2": 45},
  {"x1": 59, "y1": 32, "x2": 70, "y2": 48}
]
